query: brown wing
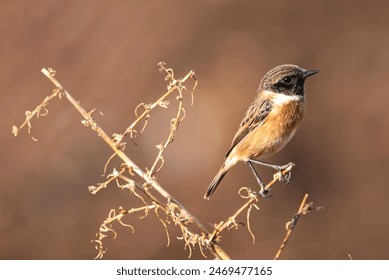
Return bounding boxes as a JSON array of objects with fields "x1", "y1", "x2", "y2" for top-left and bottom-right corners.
[{"x1": 226, "y1": 99, "x2": 273, "y2": 157}]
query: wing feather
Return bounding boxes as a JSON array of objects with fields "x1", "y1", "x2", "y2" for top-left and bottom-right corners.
[{"x1": 226, "y1": 99, "x2": 273, "y2": 157}]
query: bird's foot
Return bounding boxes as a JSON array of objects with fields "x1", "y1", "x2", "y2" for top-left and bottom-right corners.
[
  {"x1": 255, "y1": 184, "x2": 273, "y2": 198},
  {"x1": 273, "y1": 162, "x2": 295, "y2": 185}
]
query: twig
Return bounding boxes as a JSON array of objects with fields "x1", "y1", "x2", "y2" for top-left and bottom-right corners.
[
  {"x1": 114, "y1": 62, "x2": 197, "y2": 147},
  {"x1": 12, "y1": 81, "x2": 64, "y2": 141},
  {"x1": 274, "y1": 193, "x2": 324, "y2": 260},
  {"x1": 146, "y1": 64, "x2": 189, "y2": 179},
  {"x1": 207, "y1": 164, "x2": 295, "y2": 245},
  {"x1": 37, "y1": 66, "x2": 228, "y2": 260},
  {"x1": 93, "y1": 205, "x2": 157, "y2": 259}
]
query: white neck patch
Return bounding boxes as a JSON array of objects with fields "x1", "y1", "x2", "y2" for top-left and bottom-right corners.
[{"x1": 262, "y1": 90, "x2": 303, "y2": 106}]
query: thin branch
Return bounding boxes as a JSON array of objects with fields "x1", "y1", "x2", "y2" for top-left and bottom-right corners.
[
  {"x1": 147, "y1": 94, "x2": 185, "y2": 179},
  {"x1": 12, "y1": 81, "x2": 64, "y2": 141},
  {"x1": 207, "y1": 164, "x2": 295, "y2": 246},
  {"x1": 274, "y1": 193, "x2": 324, "y2": 260},
  {"x1": 114, "y1": 62, "x2": 197, "y2": 146},
  {"x1": 93, "y1": 205, "x2": 156, "y2": 259},
  {"x1": 39, "y1": 66, "x2": 228, "y2": 260},
  {"x1": 88, "y1": 167, "x2": 127, "y2": 195}
]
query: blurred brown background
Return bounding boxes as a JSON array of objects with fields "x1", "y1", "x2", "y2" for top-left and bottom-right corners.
[{"x1": 1, "y1": 0, "x2": 388, "y2": 260}]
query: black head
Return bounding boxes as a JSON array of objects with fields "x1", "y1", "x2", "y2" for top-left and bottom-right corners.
[{"x1": 258, "y1": 64, "x2": 318, "y2": 96}]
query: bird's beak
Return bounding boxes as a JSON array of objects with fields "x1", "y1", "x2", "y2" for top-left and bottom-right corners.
[{"x1": 304, "y1": 69, "x2": 319, "y2": 78}]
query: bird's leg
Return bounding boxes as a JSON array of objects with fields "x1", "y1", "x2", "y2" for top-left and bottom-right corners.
[
  {"x1": 247, "y1": 161, "x2": 271, "y2": 198},
  {"x1": 248, "y1": 159, "x2": 294, "y2": 185}
]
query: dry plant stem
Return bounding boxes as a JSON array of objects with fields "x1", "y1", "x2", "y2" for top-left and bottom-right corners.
[
  {"x1": 273, "y1": 194, "x2": 308, "y2": 260},
  {"x1": 40, "y1": 68, "x2": 229, "y2": 260},
  {"x1": 118, "y1": 174, "x2": 163, "y2": 206},
  {"x1": 274, "y1": 193, "x2": 323, "y2": 260},
  {"x1": 207, "y1": 165, "x2": 294, "y2": 245},
  {"x1": 147, "y1": 85, "x2": 184, "y2": 178},
  {"x1": 115, "y1": 90, "x2": 171, "y2": 145},
  {"x1": 12, "y1": 89, "x2": 63, "y2": 141},
  {"x1": 115, "y1": 69, "x2": 192, "y2": 147},
  {"x1": 94, "y1": 205, "x2": 157, "y2": 259}
]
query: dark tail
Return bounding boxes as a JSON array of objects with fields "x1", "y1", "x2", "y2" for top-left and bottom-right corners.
[{"x1": 204, "y1": 165, "x2": 229, "y2": 200}]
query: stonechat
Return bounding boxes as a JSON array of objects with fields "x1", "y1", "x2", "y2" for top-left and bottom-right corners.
[{"x1": 204, "y1": 64, "x2": 318, "y2": 199}]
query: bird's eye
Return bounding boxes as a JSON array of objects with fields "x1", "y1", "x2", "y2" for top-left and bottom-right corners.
[{"x1": 283, "y1": 76, "x2": 292, "y2": 84}]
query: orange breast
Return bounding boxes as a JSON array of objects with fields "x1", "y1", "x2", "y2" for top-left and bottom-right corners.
[{"x1": 233, "y1": 98, "x2": 305, "y2": 160}]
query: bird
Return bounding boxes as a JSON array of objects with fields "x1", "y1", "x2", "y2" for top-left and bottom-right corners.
[{"x1": 204, "y1": 64, "x2": 318, "y2": 200}]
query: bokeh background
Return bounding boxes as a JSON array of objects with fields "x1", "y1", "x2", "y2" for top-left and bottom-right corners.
[{"x1": 1, "y1": 0, "x2": 388, "y2": 259}]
